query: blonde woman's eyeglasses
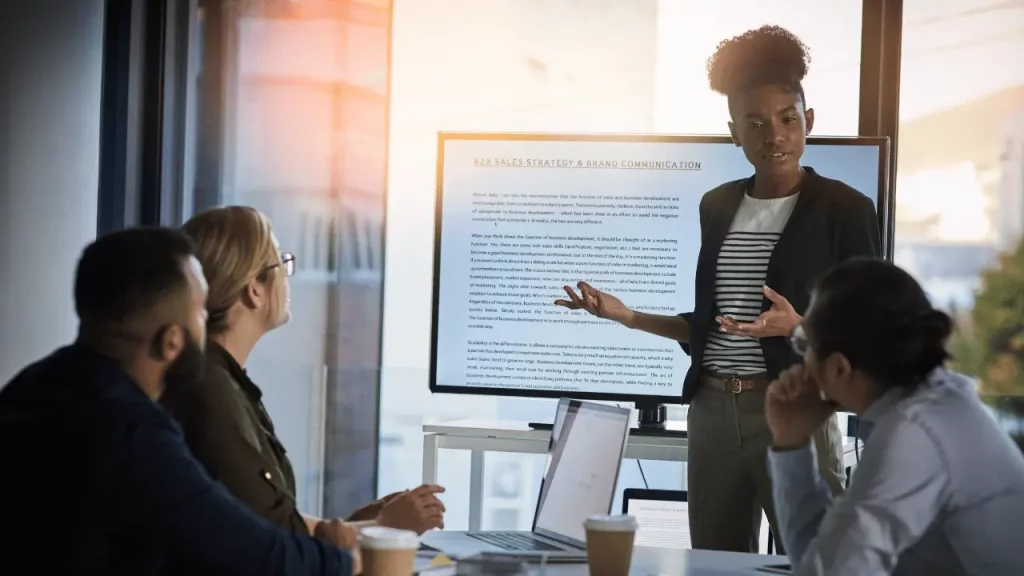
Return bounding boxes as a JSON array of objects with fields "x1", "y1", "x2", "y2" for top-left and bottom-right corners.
[{"x1": 264, "y1": 252, "x2": 296, "y2": 278}]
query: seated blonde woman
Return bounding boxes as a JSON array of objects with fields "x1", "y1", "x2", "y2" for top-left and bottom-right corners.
[{"x1": 163, "y1": 206, "x2": 445, "y2": 536}]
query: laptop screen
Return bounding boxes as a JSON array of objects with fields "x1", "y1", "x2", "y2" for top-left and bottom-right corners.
[
  {"x1": 625, "y1": 497, "x2": 690, "y2": 549},
  {"x1": 532, "y1": 400, "x2": 631, "y2": 545}
]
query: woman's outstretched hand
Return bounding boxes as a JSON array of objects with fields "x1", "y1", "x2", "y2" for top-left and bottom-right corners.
[
  {"x1": 716, "y1": 286, "x2": 801, "y2": 339},
  {"x1": 555, "y1": 281, "x2": 635, "y2": 327}
]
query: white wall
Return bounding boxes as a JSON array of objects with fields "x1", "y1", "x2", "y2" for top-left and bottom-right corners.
[
  {"x1": 0, "y1": 0, "x2": 104, "y2": 384},
  {"x1": 654, "y1": 0, "x2": 863, "y2": 136},
  {"x1": 379, "y1": 0, "x2": 660, "y2": 523}
]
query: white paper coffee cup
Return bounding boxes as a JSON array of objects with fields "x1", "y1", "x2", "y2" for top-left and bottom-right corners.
[
  {"x1": 584, "y1": 515, "x2": 637, "y2": 576},
  {"x1": 359, "y1": 527, "x2": 419, "y2": 576}
]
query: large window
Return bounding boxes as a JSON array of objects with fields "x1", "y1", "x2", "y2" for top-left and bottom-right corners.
[
  {"x1": 380, "y1": 0, "x2": 864, "y2": 535},
  {"x1": 186, "y1": 0, "x2": 390, "y2": 519},
  {"x1": 895, "y1": 0, "x2": 1024, "y2": 443}
]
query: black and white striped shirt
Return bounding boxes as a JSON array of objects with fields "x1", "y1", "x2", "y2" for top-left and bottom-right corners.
[{"x1": 702, "y1": 192, "x2": 800, "y2": 375}]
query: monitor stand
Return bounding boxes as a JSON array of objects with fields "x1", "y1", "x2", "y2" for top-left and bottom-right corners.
[{"x1": 636, "y1": 402, "x2": 667, "y2": 429}]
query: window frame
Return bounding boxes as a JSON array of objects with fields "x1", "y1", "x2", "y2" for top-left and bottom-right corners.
[{"x1": 859, "y1": 0, "x2": 904, "y2": 261}]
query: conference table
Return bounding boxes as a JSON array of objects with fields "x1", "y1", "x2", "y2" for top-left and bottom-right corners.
[
  {"x1": 422, "y1": 418, "x2": 859, "y2": 531},
  {"x1": 416, "y1": 546, "x2": 788, "y2": 575}
]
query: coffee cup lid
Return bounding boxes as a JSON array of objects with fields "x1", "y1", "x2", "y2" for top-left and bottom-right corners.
[
  {"x1": 584, "y1": 514, "x2": 638, "y2": 532},
  {"x1": 358, "y1": 526, "x2": 420, "y2": 550}
]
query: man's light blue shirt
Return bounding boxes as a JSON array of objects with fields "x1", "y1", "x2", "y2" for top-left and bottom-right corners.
[{"x1": 768, "y1": 369, "x2": 1024, "y2": 576}]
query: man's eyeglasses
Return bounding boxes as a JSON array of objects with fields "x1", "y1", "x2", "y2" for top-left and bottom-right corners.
[
  {"x1": 264, "y1": 252, "x2": 296, "y2": 278},
  {"x1": 790, "y1": 323, "x2": 810, "y2": 357}
]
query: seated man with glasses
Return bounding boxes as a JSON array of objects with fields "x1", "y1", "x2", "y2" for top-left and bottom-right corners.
[{"x1": 766, "y1": 258, "x2": 1024, "y2": 575}]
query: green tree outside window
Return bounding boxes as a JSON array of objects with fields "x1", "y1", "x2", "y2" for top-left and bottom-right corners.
[{"x1": 948, "y1": 240, "x2": 1024, "y2": 397}]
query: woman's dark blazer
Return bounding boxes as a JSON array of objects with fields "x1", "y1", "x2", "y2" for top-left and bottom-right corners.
[
  {"x1": 162, "y1": 344, "x2": 384, "y2": 533},
  {"x1": 161, "y1": 342, "x2": 310, "y2": 533},
  {"x1": 678, "y1": 166, "x2": 882, "y2": 404}
]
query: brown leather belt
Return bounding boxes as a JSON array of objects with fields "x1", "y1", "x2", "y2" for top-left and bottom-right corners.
[{"x1": 702, "y1": 374, "x2": 771, "y2": 394}]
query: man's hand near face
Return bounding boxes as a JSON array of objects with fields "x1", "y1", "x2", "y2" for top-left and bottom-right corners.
[{"x1": 766, "y1": 365, "x2": 837, "y2": 451}]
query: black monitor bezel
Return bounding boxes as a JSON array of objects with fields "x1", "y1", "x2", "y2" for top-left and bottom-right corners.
[
  {"x1": 430, "y1": 132, "x2": 893, "y2": 402},
  {"x1": 622, "y1": 488, "x2": 688, "y2": 515}
]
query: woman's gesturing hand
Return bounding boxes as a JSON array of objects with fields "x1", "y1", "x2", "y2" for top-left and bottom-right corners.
[
  {"x1": 376, "y1": 484, "x2": 446, "y2": 534},
  {"x1": 555, "y1": 281, "x2": 635, "y2": 327},
  {"x1": 716, "y1": 286, "x2": 801, "y2": 339},
  {"x1": 346, "y1": 490, "x2": 408, "y2": 522}
]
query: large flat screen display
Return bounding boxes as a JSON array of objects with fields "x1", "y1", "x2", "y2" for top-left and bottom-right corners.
[{"x1": 431, "y1": 133, "x2": 891, "y2": 402}]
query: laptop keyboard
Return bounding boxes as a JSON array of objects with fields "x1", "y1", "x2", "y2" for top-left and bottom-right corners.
[{"x1": 467, "y1": 532, "x2": 562, "y2": 551}]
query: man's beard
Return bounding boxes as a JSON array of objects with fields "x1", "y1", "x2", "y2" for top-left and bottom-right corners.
[{"x1": 164, "y1": 330, "x2": 205, "y2": 394}]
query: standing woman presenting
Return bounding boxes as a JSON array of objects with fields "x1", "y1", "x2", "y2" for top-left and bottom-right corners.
[{"x1": 556, "y1": 26, "x2": 880, "y2": 553}]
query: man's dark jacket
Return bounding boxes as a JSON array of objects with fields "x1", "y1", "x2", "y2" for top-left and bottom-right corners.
[{"x1": 0, "y1": 344, "x2": 353, "y2": 575}]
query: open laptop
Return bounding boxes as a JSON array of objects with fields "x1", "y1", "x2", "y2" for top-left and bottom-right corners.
[{"x1": 421, "y1": 399, "x2": 631, "y2": 559}]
